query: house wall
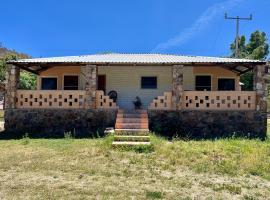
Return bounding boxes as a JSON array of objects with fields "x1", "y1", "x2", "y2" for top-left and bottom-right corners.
[
  {"x1": 183, "y1": 67, "x2": 194, "y2": 90},
  {"x1": 98, "y1": 66, "x2": 173, "y2": 109},
  {"x1": 193, "y1": 66, "x2": 240, "y2": 91},
  {"x1": 37, "y1": 65, "x2": 240, "y2": 109},
  {"x1": 37, "y1": 66, "x2": 83, "y2": 90}
]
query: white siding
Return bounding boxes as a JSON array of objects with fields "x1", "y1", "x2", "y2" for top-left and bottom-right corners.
[{"x1": 98, "y1": 66, "x2": 172, "y2": 109}]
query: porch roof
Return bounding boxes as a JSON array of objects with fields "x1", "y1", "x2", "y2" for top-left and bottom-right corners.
[{"x1": 7, "y1": 53, "x2": 266, "y2": 75}]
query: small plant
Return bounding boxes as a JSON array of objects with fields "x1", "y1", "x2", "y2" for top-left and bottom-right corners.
[
  {"x1": 21, "y1": 133, "x2": 30, "y2": 145},
  {"x1": 243, "y1": 195, "x2": 256, "y2": 200},
  {"x1": 146, "y1": 191, "x2": 163, "y2": 199},
  {"x1": 133, "y1": 96, "x2": 142, "y2": 109},
  {"x1": 213, "y1": 183, "x2": 242, "y2": 195},
  {"x1": 64, "y1": 131, "x2": 73, "y2": 139},
  {"x1": 134, "y1": 144, "x2": 154, "y2": 153},
  {"x1": 95, "y1": 130, "x2": 101, "y2": 138}
]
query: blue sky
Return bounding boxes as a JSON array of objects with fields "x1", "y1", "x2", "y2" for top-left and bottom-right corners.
[{"x1": 0, "y1": 0, "x2": 269, "y2": 58}]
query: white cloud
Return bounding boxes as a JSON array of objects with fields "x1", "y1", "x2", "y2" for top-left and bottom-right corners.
[{"x1": 151, "y1": 0, "x2": 245, "y2": 52}]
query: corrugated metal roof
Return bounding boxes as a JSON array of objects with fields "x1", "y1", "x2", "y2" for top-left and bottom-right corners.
[{"x1": 8, "y1": 53, "x2": 264, "y2": 64}]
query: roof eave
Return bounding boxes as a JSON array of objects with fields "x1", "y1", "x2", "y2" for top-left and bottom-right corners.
[{"x1": 7, "y1": 60, "x2": 267, "y2": 75}]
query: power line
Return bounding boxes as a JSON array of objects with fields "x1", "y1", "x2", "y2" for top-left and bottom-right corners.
[{"x1": 225, "y1": 13, "x2": 252, "y2": 58}]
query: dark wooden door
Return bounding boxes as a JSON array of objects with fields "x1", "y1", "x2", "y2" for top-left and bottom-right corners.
[{"x1": 98, "y1": 75, "x2": 106, "y2": 93}]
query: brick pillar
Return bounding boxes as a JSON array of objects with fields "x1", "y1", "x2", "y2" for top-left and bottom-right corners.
[
  {"x1": 83, "y1": 65, "x2": 97, "y2": 109},
  {"x1": 254, "y1": 64, "x2": 268, "y2": 112},
  {"x1": 5, "y1": 64, "x2": 20, "y2": 109},
  {"x1": 172, "y1": 65, "x2": 184, "y2": 110}
]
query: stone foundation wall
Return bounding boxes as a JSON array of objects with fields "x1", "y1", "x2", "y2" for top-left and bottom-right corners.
[
  {"x1": 3, "y1": 109, "x2": 267, "y2": 139},
  {"x1": 148, "y1": 110, "x2": 267, "y2": 139},
  {"x1": 3, "y1": 109, "x2": 117, "y2": 139}
]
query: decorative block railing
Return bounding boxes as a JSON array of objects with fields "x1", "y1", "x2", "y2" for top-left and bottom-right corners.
[
  {"x1": 183, "y1": 91, "x2": 256, "y2": 110},
  {"x1": 16, "y1": 90, "x2": 86, "y2": 109},
  {"x1": 148, "y1": 92, "x2": 173, "y2": 110},
  {"x1": 96, "y1": 90, "x2": 118, "y2": 109},
  {"x1": 15, "y1": 90, "x2": 256, "y2": 111}
]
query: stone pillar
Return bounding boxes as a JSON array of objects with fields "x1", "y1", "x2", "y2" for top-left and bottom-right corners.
[
  {"x1": 236, "y1": 75, "x2": 241, "y2": 91},
  {"x1": 83, "y1": 65, "x2": 97, "y2": 109},
  {"x1": 5, "y1": 64, "x2": 20, "y2": 109},
  {"x1": 254, "y1": 64, "x2": 268, "y2": 112},
  {"x1": 172, "y1": 65, "x2": 184, "y2": 110}
]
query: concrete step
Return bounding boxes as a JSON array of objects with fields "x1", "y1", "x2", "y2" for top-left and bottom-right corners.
[
  {"x1": 115, "y1": 123, "x2": 149, "y2": 129},
  {"x1": 115, "y1": 122, "x2": 149, "y2": 126},
  {"x1": 118, "y1": 109, "x2": 147, "y2": 114},
  {"x1": 113, "y1": 109, "x2": 150, "y2": 146},
  {"x1": 116, "y1": 118, "x2": 148, "y2": 123},
  {"x1": 114, "y1": 135, "x2": 150, "y2": 142},
  {"x1": 115, "y1": 129, "x2": 149, "y2": 136},
  {"x1": 112, "y1": 141, "x2": 151, "y2": 147},
  {"x1": 117, "y1": 113, "x2": 148, "y2": 118}
]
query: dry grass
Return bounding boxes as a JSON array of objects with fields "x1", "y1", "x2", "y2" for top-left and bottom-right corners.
[{"x1": 0, "y1": 125, "x2": 269, "y2": 199}]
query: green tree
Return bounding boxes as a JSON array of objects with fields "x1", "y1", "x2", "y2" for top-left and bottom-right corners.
[
  {"x1": 230, "y1": 30, "x2": 269, "y2": 90},
  {"x1": 246, "y1": 31, "x2": 269, "y2": 60},
  {"x1": 230, "y1": 35, "x2": 247, "y2": 58},
  {"x1": 0, "y1": 45, "x2": 36, "y2": 89},
  {"x1": 19, "y1": 72, "x2": 36, "y2": 90}
]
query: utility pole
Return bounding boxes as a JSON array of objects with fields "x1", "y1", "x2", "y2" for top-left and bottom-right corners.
[{"x1": 225, "y1": 13, "x2": 252, "y2": 58}]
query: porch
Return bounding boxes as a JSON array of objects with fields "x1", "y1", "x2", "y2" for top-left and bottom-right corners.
[{"x1": 7, "y1": 64, "x2": 265, "y2": 112}]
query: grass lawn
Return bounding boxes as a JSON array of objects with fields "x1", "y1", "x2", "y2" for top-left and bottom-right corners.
[{"x1": 0, "y1": 124, "x2": 269, "y2": 199}]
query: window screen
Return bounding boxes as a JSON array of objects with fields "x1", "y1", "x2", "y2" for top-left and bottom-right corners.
[
  {"x1": 64, "y1": 75, "x2": 79, "y2": 90},
  {"x1": 195, "y1": 76, "x2": 211, "y2": 91},
  {"x1": 218, "y1": 78, "x2": 235, "y2": 91},
  {"x1": 41, "y1": 77, "x2": 57, "y2": 90},
  {"x1": 141, "y1": 77, "x2": 157, "y2": 89}
]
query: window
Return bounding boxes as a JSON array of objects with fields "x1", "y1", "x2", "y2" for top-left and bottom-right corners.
[
  {"x1": 98, "y1": 75, "x2": 106, "y2": 93},
  {"x1": 195, "y1": 75, "x2": 211, "y2": 91},
  {"x1": 64, "y1": 75, "x2": 79, "y2": 90},
  {"x1": 141, "y1": 77, "x2": 157, "y2": 89},
  {"x1": 41, "y1": 77, "x2": 57, "y2": 90},
  {"x1": 218, "y1": 78, "x2": 235, "y2": 91}
]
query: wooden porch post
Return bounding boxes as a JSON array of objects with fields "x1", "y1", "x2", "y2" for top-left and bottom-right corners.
[
  {"x1": 172, "y1": 65, "x2": 184, "y2": 110},
  {"x1": 254, "y1": 64, "x2": 268, "y2": 112},
  {"x1": 5, "y1": 64, "x2": 20, "y2": 109},
  {"x1": 83, "y1": 65, "x2": 97, "y2": 109}
]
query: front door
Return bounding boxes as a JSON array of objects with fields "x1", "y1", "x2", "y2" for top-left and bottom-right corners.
[{"x1": 98, "y1": 75, "x2": 106, "y2": 93}]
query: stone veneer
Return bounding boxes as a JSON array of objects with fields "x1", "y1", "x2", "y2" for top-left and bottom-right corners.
[
  {"x1": 82, "y1": 65, "x2": 97, "y2": 109},
  {"x1": 254, "y1": 65, "x2": 268, "y2": 112},
  {"x1": 172, "y1": 65, "x2": 184, "y2": 109},
  {"x1": 3, "y1": 109, "x2": 117, "y2": 139},
  {"x1": 3, "y1": 109, "x2": 266, "y2": 139},
  {"x1": 148, "y1": 110, "x2": 267, "y2": 139},
  {"x1": 5, "y1": 64, "x2": 20, "y2": 109}
]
